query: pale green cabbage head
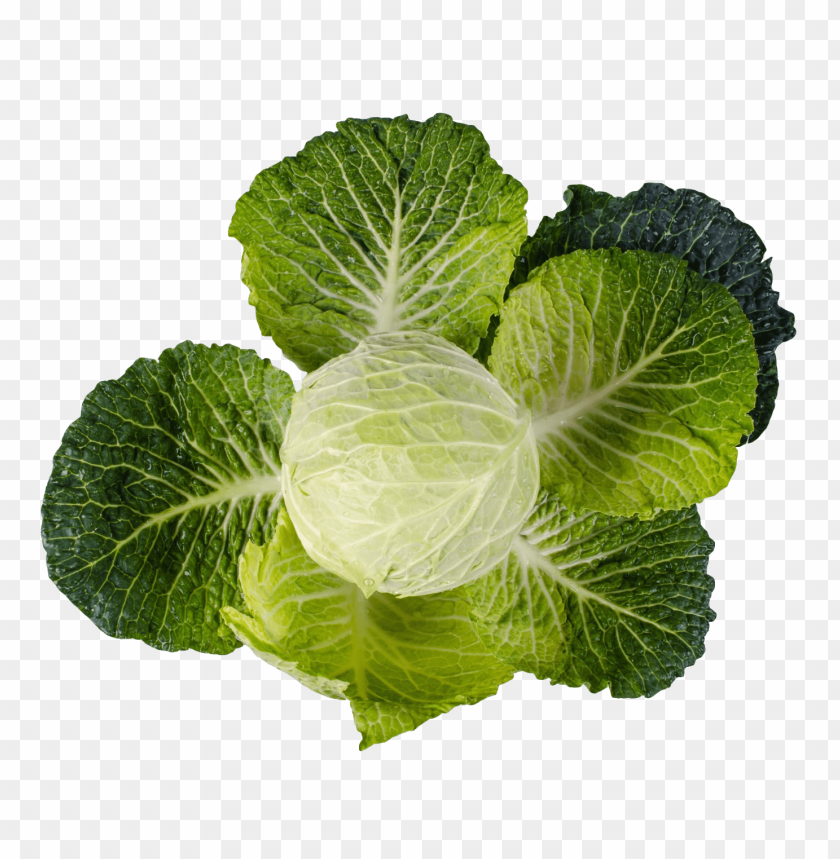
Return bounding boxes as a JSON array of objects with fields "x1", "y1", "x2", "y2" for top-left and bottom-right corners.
[{"x1": 281, "y1": 331, "x2": 540, "y2": 597}]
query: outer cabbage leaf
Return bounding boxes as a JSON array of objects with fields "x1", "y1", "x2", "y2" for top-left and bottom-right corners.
[
  {"x1": 41, "y1": 342, "x2": 291, "y2": 654},
  {"x1": 229, "y1": 113, "x2": 528, "y2": 372},
  {"x1": 510, "y1": 183, "x2": 795, "y2": 442},
  {"x1": 221, "y1": 510, "x2": 515, "y2": 749},
  {"x1": 489, "y1": 248, "x2": 758, "y2": 519},
  {"x1": 465, "y1": 492, "x2": 715, "y2": 697}
]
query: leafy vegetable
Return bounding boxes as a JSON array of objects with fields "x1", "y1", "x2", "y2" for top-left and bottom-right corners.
[
  {"x1": 281, "y1": 330, "x2": 539, "y2": 597},
  {"x1": 229, "y1": 114, "x2": 528, "y2": 372},
  {"x1": 43, "y1": 115, "x2": 794, "y2": 748},
  {"x1": 42, "y1": 342, "x2": 291, "y2": 654},
  {"x1": 222, "y1": 510, "x2": 515, "y2": 749},
  {"x1": 509, "y1": 183, "x2": 795, "y2": 442},
  {"x1": 489, "y1": 248, "x2": 759, "y2": 518},
  {"x1": 465, "y1": 492, "x2": 715, "y2": 697}
]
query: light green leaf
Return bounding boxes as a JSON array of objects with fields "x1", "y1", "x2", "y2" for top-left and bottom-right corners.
[
  {"x1": 229, "y1": 114, "x2": 528, "y2": 372},
  {"x1": 41, "y1": 342, "x2": 292, "y2": 654},
  {"x1": 465, "y1": 491, "x2": 716, "y2": 697},
  {"x1": 281, "y1": 331, "x2": 539, "y2": 598},
  {"x1": 349, "y1": 700, "x2": 464, "y2": 750},
  {"x1": 489, "y1": 248, "x2": 759, "y2": 518},
  {"x1": 222, "y1": 510, "x2": 515, "y2": 749},
  {"x1": 509, "y1": 182, "x2": 796, "y2": 443}
]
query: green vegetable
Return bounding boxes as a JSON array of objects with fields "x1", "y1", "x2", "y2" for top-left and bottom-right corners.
[
  {"x1": 508, "y1": 183, "x2": 795, "y2": 442},
  {"x1": 42, "y1": 115, "x2": 793, "y2": 748},
  {"x1": 281, "y1": 330, "x2": 539, "y2": 597},
  {"x1": 489, "y1": 248, "x2": 758, "y2": 518},
  {"x1": 41, "y1": 342, "x2": 291, "y2": 654},
  {"x1": 465, "y1": 491, "x2": 715, "y2": 697},
  {"x1": 229, "y1": 114, "x2": 528, "y2": 372},
  {"x1": 222, "y1": 509, "x2": 514, "y2": 749}
]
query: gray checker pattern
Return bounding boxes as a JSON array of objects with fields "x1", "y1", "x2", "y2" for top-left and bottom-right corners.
[{"x1": 1, "y1": 1, "x2": 837, "y2": 858}]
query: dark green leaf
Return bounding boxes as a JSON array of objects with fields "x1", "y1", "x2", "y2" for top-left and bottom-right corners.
[
  {"x1": 465, "y1": 492, "x2": 716, "y2": 697},
  {"x1": 41, "y1": 342, "x2": 293, "y2": 654}
]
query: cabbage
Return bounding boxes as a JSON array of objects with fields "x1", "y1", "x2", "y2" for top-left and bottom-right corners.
[
  {"x1": 42, "y1": 114, "x2": 793, "y2": 750},
  {"x1": 280, "y1": 331, "x2": 540, "y2": 597}
]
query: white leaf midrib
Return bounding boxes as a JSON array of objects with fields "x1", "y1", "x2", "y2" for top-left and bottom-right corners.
[
  {"x1": 355, "y1": 151, "x2": 480, "y2": 335},
  {"x1": 54, "y1": 474, "x2": 286, "y2": 577},
  {"x1": 530, "y1": 341, "x2": 666, "y2": 439},
  {"x1": 511, "y1": 534, "x2": 693, "y2": 644},
  {"x1": 142, "y1": 475, "x2": 286, "y2": 528},
  {"x1": 349, "y1": 584, "x2": 371, "y2": 699},
  {"x1": 373, "y1": 188, "x2": 404, "y2": 333}
]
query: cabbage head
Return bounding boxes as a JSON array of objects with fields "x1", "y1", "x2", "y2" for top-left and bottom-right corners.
[{"x1": 281, "y1": 331, "x2": 540, "y2": 597}]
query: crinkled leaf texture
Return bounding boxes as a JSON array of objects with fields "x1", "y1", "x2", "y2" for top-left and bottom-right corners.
[
  {"x1": 221, "y1": 510, "x2": 515, "y2": 750},
  {"x1": 229, "y1": 113, "x2": 528, "y2": 372},
  {"x1": 41, "y1": 342, "x2": 292, "y2": 654},
  {"x1": 489, "y1": 248, "x2": 759, "y2": 519},
  {"x1": 510, "y1": 183, "x2": 795, "y2": 442},
  {"x1": 465, "y1": 491, "x2": 715, "y2": 698},
  {"x1": 281, "y1": 331, "x2": 539, "y2": 598}
]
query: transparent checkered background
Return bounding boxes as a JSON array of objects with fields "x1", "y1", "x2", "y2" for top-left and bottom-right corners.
[{"x1": 1, "y1": 1, "x2": 836, "y2": 857}]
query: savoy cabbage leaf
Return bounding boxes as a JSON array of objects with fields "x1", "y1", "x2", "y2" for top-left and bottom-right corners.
[
  {"x1": 465, "y1": 491, "x2": 715, "y2": 697},
  {"x1": 222, "y1": 509, "x2": 515, "y2": 749},
  {"x1": 41, "y1": 342, "x2": 291, "y2": 654},
  {"x1": 229, "y1": 113, "x2": 528, "y2": 372},
  {"x1": 489, "y1": 248, "x2": 758, "y2": 519},
  {"x1": 509, "y1": 182, "x2": 795, "y2": 443}
]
